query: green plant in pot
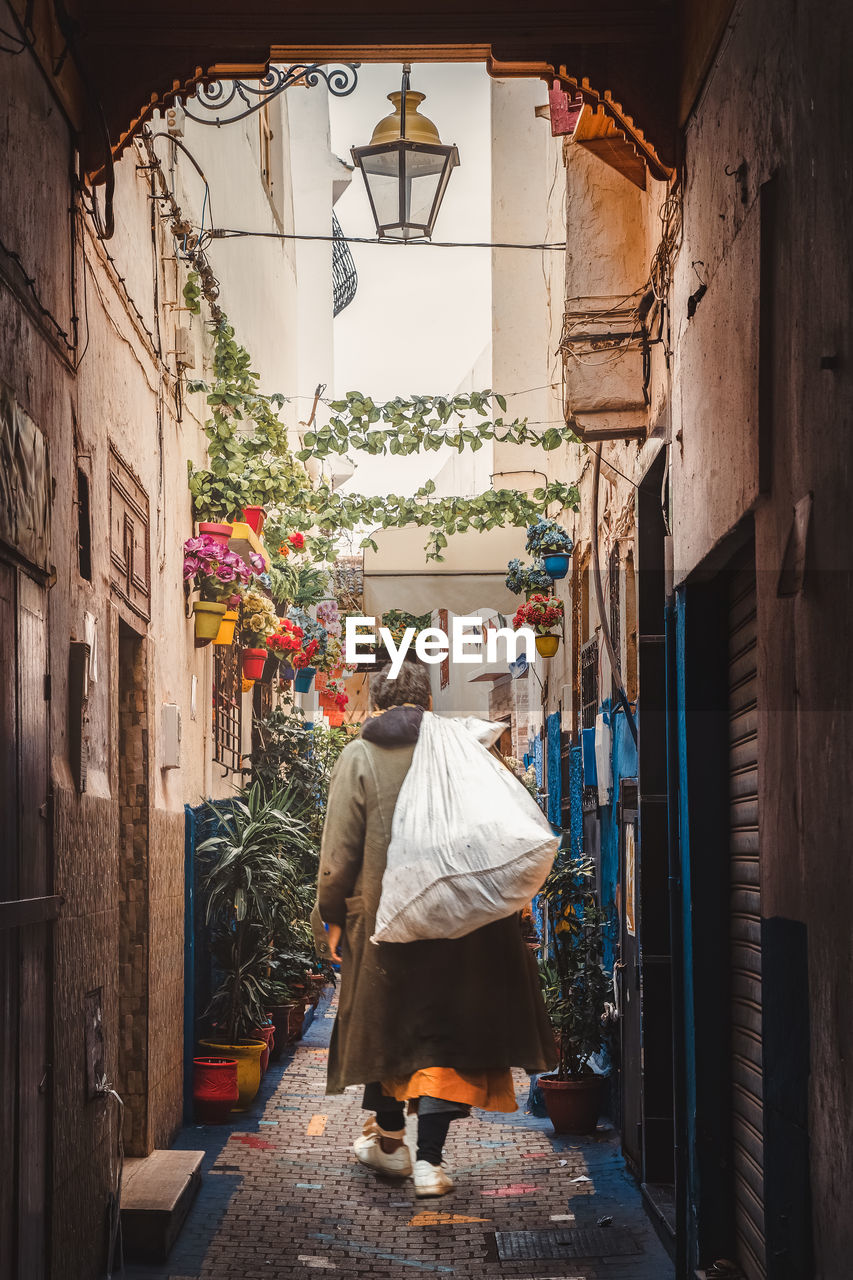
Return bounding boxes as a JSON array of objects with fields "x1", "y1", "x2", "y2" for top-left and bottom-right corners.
[
  {"x1": 196, "y1": 783, "x2": 310, "y2": 1107},
  {"x1": 536, "y1": 850, "x2": 611, "y2": 1134}
]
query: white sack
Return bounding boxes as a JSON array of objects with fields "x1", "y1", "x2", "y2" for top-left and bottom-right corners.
[
  {"x1": 371, "y1": 711, "x2": 558, "y2": 944},
  {"x1": 455, "y1": 715, "x2": 505, "y2": 749}
]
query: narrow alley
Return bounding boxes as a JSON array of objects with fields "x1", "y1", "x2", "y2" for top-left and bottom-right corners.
[{"x1": 126, "y1": 994, "x2": 673, "y2": 1280}]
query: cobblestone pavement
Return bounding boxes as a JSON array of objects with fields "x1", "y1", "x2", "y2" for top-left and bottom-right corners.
[{"x1": 126, "y1": 993, "x2": 674, "y2": 1280}]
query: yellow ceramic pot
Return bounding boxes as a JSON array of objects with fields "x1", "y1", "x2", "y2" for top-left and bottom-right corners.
[
  {"x1": 214, "y1": 609, "x2": 238, "y2": 646},
  {"x1": 193, "y1": 601, "x2": 227, "y2": 640},
  {"x1": 241, "y1": 677, "x2": 255, "y2": 692},
  {"x1": 535, "y1": 633, "x2": 560, "y2": 658},
  {"x1": 198, "y1": 1039, "x2": 266, "y2": 1110}
]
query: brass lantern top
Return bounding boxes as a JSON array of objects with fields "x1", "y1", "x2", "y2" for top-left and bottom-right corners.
[{"x1": 368, "y1": 91, "x2": 444, "y2": 146}]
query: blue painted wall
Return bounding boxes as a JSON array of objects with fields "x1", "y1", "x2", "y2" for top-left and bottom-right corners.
[{"x1": 546, "y1": 712, "x2": 562, "y2": 827}]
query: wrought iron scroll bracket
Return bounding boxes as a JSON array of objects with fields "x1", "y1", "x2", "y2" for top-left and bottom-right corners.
[{"x1": 184, "y1": 63, "x2": 359, "y2": 127}]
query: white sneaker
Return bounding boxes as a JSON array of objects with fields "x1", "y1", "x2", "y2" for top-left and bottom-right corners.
[
  {"x1": 413, "y1": 1159, "x2": 454, "y2": 1197},
  {"x1": 353, "y1": 1118, "x2": 413, "y2": 1177}
]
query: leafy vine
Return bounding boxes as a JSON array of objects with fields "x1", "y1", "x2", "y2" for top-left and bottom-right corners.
[
  {"x1": 184, "y1": 301, "x2": 579, "y2": 559},
  {"x1": 298, "y1": 390, "x2": 578, "y2": 460}
]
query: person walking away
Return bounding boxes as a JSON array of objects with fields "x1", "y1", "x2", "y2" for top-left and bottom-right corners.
[{"x1": 314, "y1": 659, "x2": 556, "y2": 1196}]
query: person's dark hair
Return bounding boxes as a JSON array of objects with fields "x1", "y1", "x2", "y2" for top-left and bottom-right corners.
[{"x1": 369, "y1": 660, "x2": 432, "y2": 711}]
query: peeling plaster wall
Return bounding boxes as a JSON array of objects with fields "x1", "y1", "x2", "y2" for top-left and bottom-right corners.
[{"x1": 0, "y1": 45, "x2": 340, "y2": 1279}]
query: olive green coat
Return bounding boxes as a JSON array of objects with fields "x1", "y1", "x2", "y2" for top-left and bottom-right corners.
[{"x1": 316, "y1": 730, "x2": 557, "y2": 1094}]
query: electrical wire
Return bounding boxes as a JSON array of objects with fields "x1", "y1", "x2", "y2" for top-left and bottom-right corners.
[
  {"x1": 205, "y1": 228, "x2": 567, "y2": 251},
  {"x1": 0, "y1": 232, "x2": 75, "y2": 350}
]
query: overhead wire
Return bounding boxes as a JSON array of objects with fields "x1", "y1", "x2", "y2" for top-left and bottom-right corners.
[{"x1": 204, "y1": 228, "x2": 566, "y2": 251}]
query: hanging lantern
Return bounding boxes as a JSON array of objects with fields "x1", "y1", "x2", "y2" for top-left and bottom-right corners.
[{"x1": 352, "y1": 66, "x2": 460, "y2": 241}]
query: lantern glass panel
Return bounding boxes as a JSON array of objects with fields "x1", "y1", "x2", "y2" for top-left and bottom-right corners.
[
  {"x1": 358, "y1": 147, "x2": 404, "y2": 229},
  {"x1": 401, "y1": 149, "x2": 447, "y2": 234}
]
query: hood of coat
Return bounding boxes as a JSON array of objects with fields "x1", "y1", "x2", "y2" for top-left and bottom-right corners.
[{"x1": 360, "y1": 704, "x2": 424, "y2": 747}]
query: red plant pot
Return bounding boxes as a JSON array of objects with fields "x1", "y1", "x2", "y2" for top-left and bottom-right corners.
[
  {"x1": 193, "y1": 1057, "x2": 239, "y2": 1123},
  {"x1": 241, "y1": 647, "x2": 267, "y2": 681},
  {"x1": 538, "y1": 1073, "x2": 604, "y2": 1135},
  {"x1": 251, "y1": 1024, "x2": 275, "y2": 1073},
  {"x1": 198, "y1": 522, "x2": 233, "y2": 547},
  {"x1": 287, "y1": 1000, "x2": 308, "y2": 1043},
  {"x1": 242, "y1": 506, "x2": 266, "y2": 534}
]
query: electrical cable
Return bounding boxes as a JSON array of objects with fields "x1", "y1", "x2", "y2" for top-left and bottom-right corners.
[
  {"x1": 0, "y1": 231, "x2": 75, "y2": 350},
  {"x1": 205, "y1": 228, "x2": 566, "y2": 251}
]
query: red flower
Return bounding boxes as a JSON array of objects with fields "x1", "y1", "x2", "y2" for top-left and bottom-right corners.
[{"x1": 288, "y1": 531, "x2": 305, "y2": 550}]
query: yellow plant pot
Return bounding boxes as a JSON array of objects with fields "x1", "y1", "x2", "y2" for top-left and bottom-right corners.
[
  {"x1": 241, "y1": 677, "x2": 255, "y2": 692},
  {"x1": 213, "y1": 609, "x2": 238, "y2": 646},
  {"x1": 198, "y1": 1040, "x2": 266, "y2": 1110},
  {"x1": 193, "y1": 601, "x2": 227, "y2": 641},
  {"x1": 535, "y1": 633, "x2": 560, "y2": 658}
]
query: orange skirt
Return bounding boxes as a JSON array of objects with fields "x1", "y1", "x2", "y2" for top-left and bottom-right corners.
[{"x1": 380, "y1": 1067, "x2": 518, "y2": 1113}]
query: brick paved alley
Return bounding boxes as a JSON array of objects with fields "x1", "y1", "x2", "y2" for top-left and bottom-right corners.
[{"x1": 125, "y1": 993, "x2": 674, "y2": 1280}]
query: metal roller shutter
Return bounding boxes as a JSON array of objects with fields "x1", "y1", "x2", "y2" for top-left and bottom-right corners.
[{"x1": 727, "y1": 553, "x2": 766, "y2": 1280}]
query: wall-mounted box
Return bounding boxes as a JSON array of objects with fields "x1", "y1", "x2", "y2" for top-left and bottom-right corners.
[{"x1": 161, "y1": 703, "x2": 181, "y2": 769}]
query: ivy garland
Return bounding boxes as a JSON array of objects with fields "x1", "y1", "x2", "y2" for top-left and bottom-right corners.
[
  {"x1": 183, "y1": 274, "x2": 579, "y2": 561},
  {"x1": 298, "y1": 390, "x2": 578, "y2": 459}
]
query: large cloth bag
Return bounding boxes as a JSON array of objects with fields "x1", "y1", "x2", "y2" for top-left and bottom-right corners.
[{"x1": 371, "y1": 712, "x2": 558, "y2": 944}]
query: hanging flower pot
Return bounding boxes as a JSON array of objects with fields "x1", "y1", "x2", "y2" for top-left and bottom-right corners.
[
  {"x1": 241, "y1": 677, "x2": 255, "y2": 692},
  {"x1": 543, "y1": 553, "x2": 570, "y2": 580},
  {"x1": 279, "y1": 661, "x2": 295, "y2": 683},
  {"x1": 192, "y1": 1057, "x2": 239, "y2": 1124},
  {"x1": 241, "y1": 506, "x2": 266, "y2": 535},
  {"x1": 194, "y1": 600, "x2": 227, "y2": 640},
  {"x1": 293, "y1": 665, "x2": 316, "y2": 693},
  {"x1": 241, "y1": 647, "x2": 267, "y2": 681},
  {"x1": 197, "y1": 522, "x2": 233, "y2": 547},
  {"x1": 536, "y1": 633, "x2": 561, "y2": 658},
  {"x1": 213, "y1": 609, "x2": 239, "y2": 646}
]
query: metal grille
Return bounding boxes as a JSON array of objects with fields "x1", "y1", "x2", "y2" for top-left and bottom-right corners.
[
  {"x1": 213, "y1": 644, "x2": 242, "y2": 772},
  {"x1": 727, "y1": 550, "x2": 765, "y2": 1279},
  {"x1": 332, "y1": 213, "x2": 358, "y2": 316},
  {"x1": 493, "y1": 1228, "x2": 638, "y2": 1260},
  {"x1": 609, "y1": 543, "x2": 621, "y2": 698},
  {"x1": 580, "y1": 636, "x2": 599, "y2": 810}
]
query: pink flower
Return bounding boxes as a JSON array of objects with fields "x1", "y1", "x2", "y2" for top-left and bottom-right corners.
[
  {"x1": 183, "y1": 556, "x2": 200, "y2": 580},
  {"x1": 216, "y1": 564, "x2": 236, "y2": 582},
  {"x1": 250, "y1": 551, "x2": 266, "y2": 572}
]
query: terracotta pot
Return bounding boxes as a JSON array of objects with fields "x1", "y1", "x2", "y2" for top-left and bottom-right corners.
[
  {"x1": 242, "y1": 506, "x2": 266, "y2": 534},
  {"x1": 192, "y1": 1057, "x2": 239, "y2": 1123},
  {"x1": 535, "y1": 633, "x2": 560, "y2": 658},
  {"x1": 287, "y1": 1000, "x2": 308, "y2": 1043},
  {"x1": 213, "y1": 609, "x2": 239, "y2": 646},
  {"x1": 268, "y1": 1004, "x2": 296, "y2": 1062},
  {"x1": 198, "y1": 522, "x2": 233, "y2": 547},
  {"x1": 241, "y1": 647, "x2": 267, "y2": 681},
  {"x1": 198, "y1": 1040, "x2": 267, "y2": 1111},
  {"x1": 194, "y1": 600, "x2": 227, "y2": 641},
  {"x1": 251, "y1": 1024, "x2": 275, "y2": 1073},
  {"x1": 543, "y1": 552, "x2": 570, "y2": 580},
  {"x1": 538, "y1": 1073, "x2": 604, "y2": 1134}
]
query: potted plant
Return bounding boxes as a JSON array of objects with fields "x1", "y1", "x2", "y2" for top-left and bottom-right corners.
[
  {"x1": 196, "y1": 784, "x2": 310, "y2": 1108},
  {"x1": 242, "y1": 505, "x2": 266, "y2": 534},
  {"x1": 526, "y1": 517, "x2": 574, "y2": 580},
  {"x1": 536, "y1": 851, "x2": 611, "y2": 1134},
  {"x1": 239, "y1": 586, "x2": 279, "y2": 680},
  {"x1": 505, "y1": 558, "x2": 553, "y2": 599},
  {"x1": 184, "y1": 534, "x2": 252, "y2": 640},
  {"x1": 286, "y1": 607, "x2": 326, "y2": 691},
  {"x1": 512, "y1": 593, "x2": 565, "y2": 657}
]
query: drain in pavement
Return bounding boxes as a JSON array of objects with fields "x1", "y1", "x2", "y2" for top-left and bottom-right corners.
[{"x1": 492, "y1": 1227, "x2": 639, "y2": 1260}]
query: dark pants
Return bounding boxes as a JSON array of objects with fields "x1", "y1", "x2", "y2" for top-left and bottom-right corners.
[{"x1": 362, "y1": 1083, "x2": 469, "y2": 1166}]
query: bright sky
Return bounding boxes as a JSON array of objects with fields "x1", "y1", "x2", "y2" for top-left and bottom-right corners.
[{"x1": 328, "y1": 63, "x2": 492, "y2": 499}]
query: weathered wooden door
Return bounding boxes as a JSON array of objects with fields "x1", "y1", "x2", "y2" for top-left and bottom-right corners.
[{"x1": 0, "y1": 562, "x2": 53, "y2": 1280}]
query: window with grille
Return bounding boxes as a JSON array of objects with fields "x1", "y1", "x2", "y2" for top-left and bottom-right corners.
[{"x1": 213, "y1": 644, "x2": 242, "y2": 772}]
